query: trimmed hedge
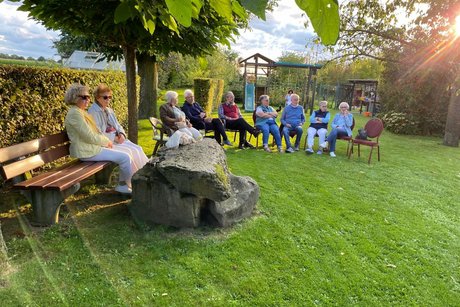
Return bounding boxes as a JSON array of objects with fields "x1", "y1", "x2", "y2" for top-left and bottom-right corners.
[
  {"x1": 194, "y1": 78, "x2": 224, "y2": 114},
  {"x1": 0, "y1": 65, "x2": 128, "y2": 148}
]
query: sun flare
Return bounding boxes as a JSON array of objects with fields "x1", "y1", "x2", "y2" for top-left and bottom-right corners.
[{"x1": 456, "y1": 15, "x2": 460, "y2": 37}]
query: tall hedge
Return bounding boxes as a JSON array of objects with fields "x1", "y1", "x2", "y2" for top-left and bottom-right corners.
[
  {"x1": 194, "y1": 78, "x2": 224, "y2": 114},
  {"x1": 214, "y1": 79, "x2": 225, "y2": 110},
  {"x1": 0, "y1": 65, "x2": 128, "y2": 148}
]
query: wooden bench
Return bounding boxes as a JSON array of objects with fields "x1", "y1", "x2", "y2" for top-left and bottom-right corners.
[{"x1": 0, "y1": 132, "x2": 114, "y2": 225}]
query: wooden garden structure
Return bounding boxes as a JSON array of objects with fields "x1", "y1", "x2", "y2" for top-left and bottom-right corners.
[{"x1": 239, "y1": 53, "x2": 322, "y2": 114}]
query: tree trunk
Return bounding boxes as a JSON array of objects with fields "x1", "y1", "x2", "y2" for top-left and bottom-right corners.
[
  {"x1": 123, "y1": 46, "x2": 138, "y2": 144},
  {"x1": 443, "y1": 81, "x2": 460, "y2": 147},
  {"x1": 137, "y1": 53, "x2": 159, "y2": 118}
]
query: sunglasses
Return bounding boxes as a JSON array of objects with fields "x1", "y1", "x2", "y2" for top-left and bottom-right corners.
[
  {"x1": 101, "y1": 95, "x2": 113, "y2": 100},
  {"x1": 78, "y1": 95, "x2": 91, "y2": 101}
]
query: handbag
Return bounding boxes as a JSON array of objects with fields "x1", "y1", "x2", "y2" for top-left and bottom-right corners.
[{"x1": 356, "y1": 128, "x2": 368, "y2": 140}]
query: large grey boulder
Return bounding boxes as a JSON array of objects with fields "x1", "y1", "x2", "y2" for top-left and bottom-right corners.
[
  {"x1": 156, "y1": 139, "x2": 231, "y2": 201},
  {"x1": 129, "y1": 139, "x2": 259, "y2": 228},
  {"x1": 207, "y1": 174, "x2": 260, "y2": 227}
]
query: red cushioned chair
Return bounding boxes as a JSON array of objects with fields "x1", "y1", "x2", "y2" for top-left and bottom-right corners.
[{"x1": 348, "y1": 118, "x2": 384, "y2": 164}]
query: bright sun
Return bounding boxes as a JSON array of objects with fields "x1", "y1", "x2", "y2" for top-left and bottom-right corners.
[{"x1": 456, "y1": 15, "x2": 460, "y2": 37}]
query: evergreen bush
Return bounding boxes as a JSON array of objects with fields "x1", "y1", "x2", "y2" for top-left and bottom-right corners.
[{"x1": 194, "y1": 78, "x2": 224, "y2": 114}]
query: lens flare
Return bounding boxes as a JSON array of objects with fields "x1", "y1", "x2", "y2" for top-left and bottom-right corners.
[{"x1": 456, "y1": 15, "x2": 460, "y2": 37}]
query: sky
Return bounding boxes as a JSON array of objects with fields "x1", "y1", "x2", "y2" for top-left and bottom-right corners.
[{"x1": 0, "y1": 0, "x2": 316, "y2": 61}]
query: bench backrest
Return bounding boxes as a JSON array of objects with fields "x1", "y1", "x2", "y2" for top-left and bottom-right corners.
[{"x1": 0, "y1": 132, "x2": 70, "y2": 181}]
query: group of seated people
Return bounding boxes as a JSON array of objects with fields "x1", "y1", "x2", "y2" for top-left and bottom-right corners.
[
  {"x1": 63, "y1": 83, "x2": 353, "y2": 194},
  {"x1": 160, "y1": 89, "x2": 354, "y2": 157}
]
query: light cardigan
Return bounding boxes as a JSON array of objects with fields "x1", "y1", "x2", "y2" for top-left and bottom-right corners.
[
  {"x1": 65, "y1": 106, "x2": 110, "y2": 158},
  {"x1": 87, "y1": 102, "x2": 126, "y2": 142}
]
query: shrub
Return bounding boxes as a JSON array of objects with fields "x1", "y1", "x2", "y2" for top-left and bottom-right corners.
[
  {"x1": 194, "y1": 78, "x2": 224, "y2": 114},
  {"x1": 379, "y1": 112, "x2": 421, "y2": 135}
]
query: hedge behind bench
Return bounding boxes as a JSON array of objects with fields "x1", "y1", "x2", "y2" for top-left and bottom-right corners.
[{"x1": 0, "y1": 65, "x2": 129, "y2": 148}]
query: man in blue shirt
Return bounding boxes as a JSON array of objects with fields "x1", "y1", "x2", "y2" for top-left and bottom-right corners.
[
  {"x1": 182, "y1": 89, "x2": 232, "y2": 146},
  {"x1": 280, "y1": 94, "x2": 305, "y2": 153}
]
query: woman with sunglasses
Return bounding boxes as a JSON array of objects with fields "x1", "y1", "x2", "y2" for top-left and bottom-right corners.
[
  {"x1": 64, "y1": 83, "x2": 133, "y2": 194},
  {"x1": 88, "y1": 84, "x2": 148, "y2": 172}
]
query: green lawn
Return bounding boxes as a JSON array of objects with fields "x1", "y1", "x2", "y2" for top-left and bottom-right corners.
[{"x1": 0, "y1": 112, "x2": 459, "y2": 306}]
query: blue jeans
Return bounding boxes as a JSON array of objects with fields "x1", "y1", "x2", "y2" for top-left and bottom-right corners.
[
  {"x1": 326, "y1": 128, "x2": 348, "y2": 152},
  {"x1": 282, "y1": 126, "x2": 303, "y2": 149},
  {"x1": 257, "y1": 121, "x2": 282, "y2": 147}
]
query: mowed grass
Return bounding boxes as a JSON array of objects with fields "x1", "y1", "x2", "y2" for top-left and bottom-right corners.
[{"x1": 0, "y1": 112, "x2": 459, "y2": 306}]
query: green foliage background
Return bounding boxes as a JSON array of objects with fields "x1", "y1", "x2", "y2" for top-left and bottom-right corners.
[
  {"x1": 0, "y1": 65, "x2": 129, "y2": 148},
  {"x1": 378, "y1": 52, "x2": 450, "y2": 136}
]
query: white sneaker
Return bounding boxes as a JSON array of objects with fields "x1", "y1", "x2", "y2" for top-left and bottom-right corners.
[
  {"x1": 316, "y1": 150, "x2": 323, "y2": 155},
  {"x1": 278, "y1": 146, "x2": 284, "y2": 153},
  {"x1": 305, "y1": 148, "x2": 314, "y2": 154},
  {"x1": 329, "y1": 152, "x2": 336, "y2": 157},
  {"x1": 319, "y1": 141, "x2": 329, "y2": 149},
  {"x1": 286, "y1": 147, "x2": 295, "y2": 153},
  {"x1": 115, "y1": 185, "x2": 132, "y2": 194},
  {"x1": 294, "y1": 146, "x2": 300, "y2": 151}
]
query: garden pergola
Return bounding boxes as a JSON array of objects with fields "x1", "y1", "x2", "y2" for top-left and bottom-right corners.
[{"x1": 239, "y1": 53, "x2": 322, "y2": 114}]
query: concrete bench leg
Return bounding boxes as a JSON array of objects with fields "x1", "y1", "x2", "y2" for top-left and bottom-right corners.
[
  {"x1": 30, "y1": 183, "x2": 80, "y2": 225},
  {"x1": 94, "y1": 164, "x2": 116, "y2": 185}
]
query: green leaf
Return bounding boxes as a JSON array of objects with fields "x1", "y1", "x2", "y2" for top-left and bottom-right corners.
[
  {"x1": 166, "y1": 0, "x2": 192, "y2": 27},
  {"x1": 145, "y1": 18, "x2": 156, "y2": 34},
  {"x1": 210, "y1": 0, "x2": 233, "y2": 23},
  {"x1": 295, "y1": 0, "x2": 339, "y2": 45},
  {"x1": 231, "y1": 1, "x2": 248, "y2": 20},
  {"x1": 191, "y1": 0, "x2": 203, "y2": 19},
  {"x1": 114, "y1": 2, "x2": 133, "y2": 24},
  {"x1": 240, "y1": 0, "x2": 267, "y2": 20}
]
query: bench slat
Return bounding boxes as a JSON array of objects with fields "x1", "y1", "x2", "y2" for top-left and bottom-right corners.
[
  {"x1": 1, "y1": 145, "x2": 70, "y2": 180},
  {"x1": 0, "y1": 132, "x2": 68, "y2": 164},
  {"x1": 14, "y1": 161, "x2": 112, "y2": 191}
]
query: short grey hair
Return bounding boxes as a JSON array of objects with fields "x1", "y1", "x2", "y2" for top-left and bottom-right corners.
[
  {"x1": 290, "y1": 94, "x2": 299, "y2": 102},
  {"x1": 184, "y1": 89, "x2": 194, "y2": 98},
  {"x1": 259, "y1": 94, "x2": 270, "y2": 103},
  {"x1": 339, "y1": 102, "x2": 350, "y2": 109},
  {"x1": 165, "y1": 91, "x2": 178, "y2": 104},
  {"x1": 64, "y1": 83, "x2": 88, "y2": 105},
  {"x1": 319, "y1": 100, "x2": 328, "y2": 107},
  {"x1": 225, "y1": 91, "x2": 234, "y2": 99}
]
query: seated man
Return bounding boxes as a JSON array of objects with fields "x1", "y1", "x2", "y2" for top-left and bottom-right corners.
[
  {"x1": 182, "y1": 89, "x2": 232, "y2": 146},
  {"x1": 280, "y1": 94, "x2": 305, "y2": 153},
  {"x1": 306, "y1": 100, "x2": 330, "y2": 154},
  {"x1": 218, "y1": 91, "x2": 260, "y2": 149}
]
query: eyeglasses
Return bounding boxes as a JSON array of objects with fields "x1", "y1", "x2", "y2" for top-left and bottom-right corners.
[
  {"x1": 101, "y1": 95, "x2": 113, "y2": 100},
  {"x1": 78, "y1": 95, "x2": 91, "y2": 101},
  {"x1": 340, "y1": 107, "x2": 348, "y2": 109}
]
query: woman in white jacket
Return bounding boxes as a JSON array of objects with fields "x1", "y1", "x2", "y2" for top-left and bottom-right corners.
[{"x1": 88, "y1": 84, "x2": 148, "y2": 172}]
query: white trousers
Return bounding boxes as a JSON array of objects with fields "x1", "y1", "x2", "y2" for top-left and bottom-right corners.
[
  {"x1": 81, "y1": 148, "x2": 134, "y2": 186},
  {"x1": 178, "y1": 127, "x2": 202, "y2": 140},
  {"x1": 307, "y1": 127, "x2": 328, "y2": 148},
  {"x1": 113, "y1": 140, "x2": 149, "y2": 171}
]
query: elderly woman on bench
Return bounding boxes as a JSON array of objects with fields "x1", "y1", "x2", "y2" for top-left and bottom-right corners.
[
  {"x1": 64, "y1": 83, "x2": 133, "y2": 194},
  {"x1": 88, "y1": 83, "x2": 148, "y2": 172}
]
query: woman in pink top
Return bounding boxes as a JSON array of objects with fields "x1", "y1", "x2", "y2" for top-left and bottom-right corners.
[{"x1": 218, "y1": 91, "x2": 260, "y2": 149}]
